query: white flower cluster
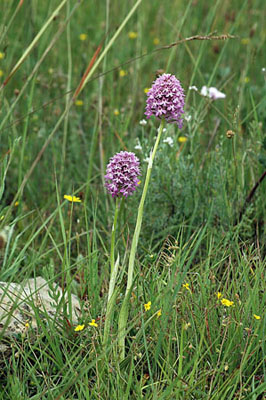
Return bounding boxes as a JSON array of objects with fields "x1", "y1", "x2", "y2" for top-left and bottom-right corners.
[
  {"x1": 189, "y1": 85, "x2": 226, "y2": 100},
  {"x1": 163, "y1": 137, "x2": 174, "y2": 147},
  {"x1": 139, "y1": 119, "x2": 147, "y2": 126}
]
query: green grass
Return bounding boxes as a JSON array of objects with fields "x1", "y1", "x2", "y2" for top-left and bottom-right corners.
[{"x1": 0, "y1": 0, "x2": 265, "y2": 398}]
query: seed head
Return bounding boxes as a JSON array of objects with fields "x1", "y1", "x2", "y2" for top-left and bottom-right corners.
[
  {"x1": 105, "y1": 151, "x2": 141, "y2": 198},
  {"x1": 145, "y1": 73, "x2": 185, "y2": 128},
  {"x1": 226, "y1": 130, "x2": 235, "y2": 139}
]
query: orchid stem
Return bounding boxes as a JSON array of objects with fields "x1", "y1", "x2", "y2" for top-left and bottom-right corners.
[
  {"x1": 118, "y1": 119, "x2": 165, "y2": 360},
  {"x1": 110, "y1": 198, "x2": 120, "y2": 274},
  {"x1": 103, "y1": 198, "x2": 121, "y2": 349}
]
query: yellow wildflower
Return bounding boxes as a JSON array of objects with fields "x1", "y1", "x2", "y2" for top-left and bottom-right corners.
[
  {"x1": 79, "y1": 33, "x2": 87, "y2": 41},
  {"x1": 64, "y1": 195, "x2": 82, "y2": 203},
  {"x1": 119, "y1": 69, "x2": 127, "y2": 77},
  {"x1": 0, "y1": 52, "x2": 4, "y2": 59},
  {"x1": 89, "y1": 319, "x2": 98, "y2": 327},
  {"x1": 156, "y1": 309, "x2": 162, "y2": 317},
  {"x1": 128, "y1": 31, "x2": 137, "y2": 39},
  {"x1": 253, "y1": 314, "x2": 261, "y2": 320},
  {"x1": 14, "y1": 201, "x2": 19, "y2": 207},
  {"x1": 25, "y1": 322, "x2": 29, "y2": 328},
  {"x1": 178, "y1": 136, "x2": 188, "y2": 143},
  {"x1": 114, "y1": 109, "x2": 120, "y2": 116},
  {"x1": 216, "y1": 292, "x2": 222, "y2": 299},
  {"x1": 0, "y1": 70, "x2": 4, "y2": 77},
  {"x1": 144, "y1": 301, "x2": 151, "y2": 311},
  {"x1": 243, "y1": 77, "x2": 250, "y2": 84},
  {"x1": 184, "y1": 322, "x2": 191, "y2": 330},
  {"x1": 137, "y1": 180, "x2": 141, "y2": 185},
  {"x1": 241, "y1": 38, "x2": 250, "y2": 45},
  {"x1": 74, "y1": 324, "x2": 85, "y2": 332},
  {"x1": 221, "y1": 298, "x2": 234, "y2": 307},
  {"x1": 75, "y1": 100, "x2": 84, "y2": 106},
  {"x1": 153, "y1": 38, "x2": 160, "y2": 45},
  {"x1": 183, "y1": 283, "x2": 191, "y2": 292},
  {"x1": 144, "y1": 88, "x2": 150, "y2": 94}
]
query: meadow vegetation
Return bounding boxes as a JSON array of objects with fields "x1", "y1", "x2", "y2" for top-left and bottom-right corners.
[{"x1": 0, "y1": 0, "x2": 265, "y2": 398}]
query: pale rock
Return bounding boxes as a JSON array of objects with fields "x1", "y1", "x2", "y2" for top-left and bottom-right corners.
[{"x1": 0, "y1": 277, "x2": 81, "y2": 339}]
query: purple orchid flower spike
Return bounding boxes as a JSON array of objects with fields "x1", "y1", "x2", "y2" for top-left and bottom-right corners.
[
  {"x1": 145, "y1": 73, "x2": 185, "y2": 129},
  {"x1": 105, "y1": 151, "x2": 141, "y2": 198}
]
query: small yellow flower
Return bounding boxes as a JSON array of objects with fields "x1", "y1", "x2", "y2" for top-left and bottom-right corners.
[
  {"x1": 157, "y1": 309, "x2": 162, "y2": 317},
  {"x1": 14, "y1": 201, "x2": 19, "y2": 207},
  {"x1": 241, "y1": 38, "x2": 250, "y2": 45},
  {"x1": 221, "y1": 298, "x2": 234, "y2": 307},
  {"x1": 243, "y1": 77, "x2": 250, "y2": 84},
  {"x1": 183, "y1": 283, "x2": 191, "y2": 292},
  {"x1": 153, "y1": 38, "x2": 160, "y2": 45},
  {"x1": 25, "y1": 322, "x2": 29, "y2": 328},
  {"x1": 144, "y1": 301, "x2": 151, "y2": 311},
  {"x1": 178, "y1": 136, "x2": 188, "y2": 143},
  {"x1": 216, "y1": 292, "x2": 222, "y2": 299},
  {"x1": 89, "y1": 319, "x2": 98, "y2": 327},
  {"x1": 137, "y1": 180, "x2": 141, "y2": 185},
  {"x1": 184, "y1": 322, "x2": 191, "y2": 330},
  {"x1": 144, "y1": 88, "x2": 150, "y2": 94},
  {"x1": 64, "y1": 195, "x2": 82, "y2": 203},
  {"x1": 114, "y1": 109, "x2": 120, "y2": 116},
  {"x1": 79, "y1": 33, "x2": 87, "y2": 41},
  {"x1": 74, "y1": 324, "x2": 85, "y2": 332},
  {"x1": 253, "y1": 314, "x2": 261, "y2": 320},
  {"x1": 128, "y1": 31, "x2": 137, "y2": 39},
  {"x1": 0, "y1": 52, "x2": 5, "y2": 59},
  {"x1": 0, "y1": 70, "x2": 4, "y2": 77},
  {"x1": 119, "y1": 69, "x2": 127, "y2": 77},
  {"x1": 75, "y1": 100, "x2": 84, "y2": 106}
]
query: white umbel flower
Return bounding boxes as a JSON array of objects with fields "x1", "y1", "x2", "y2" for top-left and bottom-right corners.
[{"x1": 200, "y1": 86, "x2": 226, "y2": 100}]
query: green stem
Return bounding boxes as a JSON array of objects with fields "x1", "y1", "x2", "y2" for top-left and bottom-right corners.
[
  {"x1": 18, "y1": 76, "x2": 36, "y2": 190},
  {"x1": 126, "y1": 120, "x2": 165, "y2": 293},
  {"x1": 60, "y1": 0, "x2": 72, "y2": 184},
  {"x1": 110, "y1": 198, "x2": 120, "y2": 274},
  {"x1": 118, "y1": 119, "x2": 165, "y2": 360},
  {"x1": 103, "y1": 259, "x2": 119, "y2": 348},
  {"x1": 103, "y1": 198, "x2": 122, "y2": 350},
  {"x1": 232, "y1": 137, "x2": 237, "y2": 186}
]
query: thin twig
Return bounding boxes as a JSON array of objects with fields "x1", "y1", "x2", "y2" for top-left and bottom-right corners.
[
  {"x1": 237, "y1": 170, "x2": 266, "y2": 224},
  {"x1": 155, "y1": 32, "x2": 238, "y2": 51}
]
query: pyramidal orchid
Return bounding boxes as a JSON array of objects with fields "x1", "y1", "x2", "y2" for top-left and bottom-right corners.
[
  {"x1": 103, "y1": 151, "x2": 140, "y2": 349},
  {"x1": 118, "y1": 73, "x2": 185, "y2": 360},
  {"x1": 105, "y1": 151, "x2": 141, "y2": 198},
  {"x1": 145, "y1": 73, "x2": 185, "y2": 128}
]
